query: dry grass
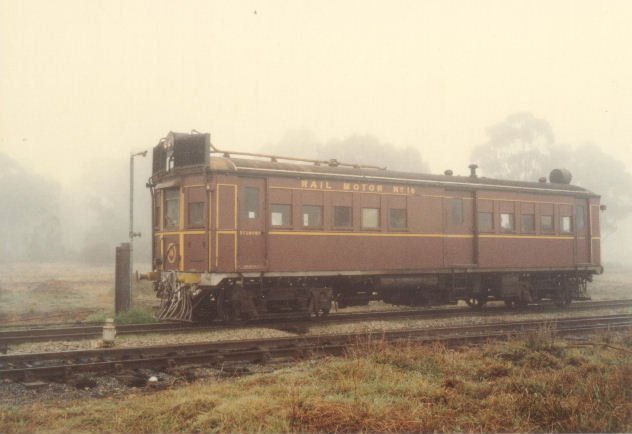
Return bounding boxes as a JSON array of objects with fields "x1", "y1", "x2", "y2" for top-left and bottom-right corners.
[
  {"x1": 1, "y1": 330, "x2": 631, "y2": 433},
  {"x1": 0, "y1": 262, "x2": 156, "y2": 324}
]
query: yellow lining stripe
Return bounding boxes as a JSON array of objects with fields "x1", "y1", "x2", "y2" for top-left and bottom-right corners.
[
  {"x1": 479, "y1": 234, "x2": 573, "y2": 240},
  {"x1": 157, "y1": 230, "x2": 207, "y2": 236},
  {"x1": 268, "y1": 231, "x2": 576, "y2": 240}
]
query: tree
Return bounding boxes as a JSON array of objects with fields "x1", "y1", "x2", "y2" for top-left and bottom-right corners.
[
  {"x1": 265, "y1": 129, "x2": 429, "y2": 173},
  {"x1": 0, "y1": 153, "x2": 64, "y2": 261},
  {"x1": 74, "y1": 157, "x2": 152, "y2": 263},
  {"x1": 471, "y1": 112, "x2": 555, "y2": 181},
  {"x1": 566, "y1": 143, "x2": 632, "y2": 233},
  {"x1": 471, "y1": 113, "x2": 632, "y2": 233}
]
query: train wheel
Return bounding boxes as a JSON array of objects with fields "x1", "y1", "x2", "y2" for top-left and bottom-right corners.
[
  {"x1": 554, "y1": 289, "x2": 572, "y2": 307},
  {"x1": 465, "y1": 297, "x2": 486, "y2": 309}
]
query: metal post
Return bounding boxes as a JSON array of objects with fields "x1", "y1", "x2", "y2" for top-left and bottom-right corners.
[
  {"x1": 129, "y1": 150, "x2": 147, "y2": 308},
  {"x1": 129, "y1": 153, "x2": 134, "y2": 307},
  {"x1": 115, "y1": 243, "x2": 131, "y2": 314}
]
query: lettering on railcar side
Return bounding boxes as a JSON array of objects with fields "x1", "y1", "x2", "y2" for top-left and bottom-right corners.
[
  {"x1": 298, "y1": 179, "x2": 415, "y2": 195},
  {"x1": 239, "y1": 230, "x2": 261, "y2": 236}
]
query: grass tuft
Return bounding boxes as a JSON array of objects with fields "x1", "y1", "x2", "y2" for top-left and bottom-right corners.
[{"x1": 113, "y1": 307, "x2": 156, "y2": 324}]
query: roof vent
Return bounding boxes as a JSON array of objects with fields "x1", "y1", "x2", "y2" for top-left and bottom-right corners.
[
  {"x1": 538, "y1": 177, "x2": 547, "y2": 183},
  {"x1": 549, "y1": 168, "x2": 572, "y2": 184},
  {"x1": 444, "y1": 169, "x2": 453, "y2": 176},
  {"x1": 468, "y1": 164, "x2": 478, "y2": 178}
]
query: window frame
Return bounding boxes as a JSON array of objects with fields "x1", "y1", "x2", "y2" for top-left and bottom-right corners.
[
  {"x1": 333, "y1": 205, "x2": 353, "y2": 228},
  {"x1": 270, "y1": 203, "x2": 292, "y2": 227},
  {"x1": 164, "y1": 188, "x2": 180, "y2": 229},
  {"x1": 477, "y1": 211, "x2": 493, "y2": 232},
  {"x1": 242, "y1": 187, "x2": 260, "y2": 220},
  {"x1": 302, "y1": 205, "x2": 323, "y2": 228},
  {"x1": 521, "y1": 214, "x2": 535, "y2": 233},
  {"x1": 576, "y1": 205, "x2": 585, "y2": 230},
  {"x1": 389, "y1": 208, "x2": 407, "y2": 230},
  {"x1": 560, "y1": 215, "x2": 573, "y2": 233},
  {"x1": 153, "y1": 192, "x2": 161, "y2": 229},
  {"x1": 541, "y1": 215, "x2": 554, "y2": 233},
  {"x1": 500, "y1": 213, "x2": 515, "y2": 232},
  {"x1": 361, "y1": 207, "x2": 380, "y2": 230},
  {"x1": 450, "y1": 198, "x2": 464, "y2": 225},
  {"x1": 187, "y1": 201, "x2": 205, "y2": 227}
]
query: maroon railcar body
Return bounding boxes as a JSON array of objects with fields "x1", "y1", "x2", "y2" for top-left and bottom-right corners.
[{"x1": 148, "y1": 132, "x2": 603, "y2": 321}]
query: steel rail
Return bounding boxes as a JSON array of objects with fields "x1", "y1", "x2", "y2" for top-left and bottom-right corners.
[
  {"x1": 1, "y1": 299, "x2": 631, "y2": 347},
  {"x1": 0, "y1": 313, "x2": 630, "y2": 381}
]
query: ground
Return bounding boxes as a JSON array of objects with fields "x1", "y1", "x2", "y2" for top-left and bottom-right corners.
[{"x1": 0, "y1": 262, "x2": 155, "y2": 324}]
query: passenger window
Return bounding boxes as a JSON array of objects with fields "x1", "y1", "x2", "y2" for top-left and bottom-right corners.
[
  {"x1": 477, "y1": 212, "x2": 493, "y2": 232},
  {"x1": 451, "y1": 199, "x2": 464, "y2": 225},
  {"x1": 333, "y1": 206, "x2": 352, "y2": 227},
  {"x1": 576, "y1": 205, "x2": 585, "y2": 230},
  {"x1": 561, "y1": 216, "x2": 572, "y2": 233},
  {"x1": 541, "y1": 215, "x2": 554, "y2": 232},
  {"x1": 389, "y1": 209, "x2": 407, "y2": 229},
  {"x1": 521, "y1": 214, "x2": 535, "y2": 232},
  {"x1": 362, "y1": 208, "x2": 380, "y2": 229},
  {"x1": 243, "y1": 187, "x2": 259, "y2": 219},
  {"x1": 188, "y1": 202, "x2": 204, "y2": 226},
  {"x1": 271, "y1": 204, "x2": 292, "y2": 226},
  {"x1": 500, "y1": 213, "x2": 514, "y2": 232},
  {"x1": 303, "y1": 205, "x2": 322, "y2": 227},
  {"x1": 164, "y1": 189, "x2": 180, "y2": 228}
]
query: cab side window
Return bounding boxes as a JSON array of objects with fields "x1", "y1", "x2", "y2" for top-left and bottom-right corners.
[
  {"x1": 188, "y1": 202, "x2": 204, "y2": 226},
  {"x1": 164, "y1": 189, "x2": 180, "y2": 228}
]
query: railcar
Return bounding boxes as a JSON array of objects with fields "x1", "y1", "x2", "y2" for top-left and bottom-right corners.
[{"x1": 146, "y1": 131, "x2": 603, "y2": 322}]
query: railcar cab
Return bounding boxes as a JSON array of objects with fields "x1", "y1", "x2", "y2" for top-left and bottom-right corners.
[{"x1": 149, "y1": 131, "x2": 211, "y2": 275}]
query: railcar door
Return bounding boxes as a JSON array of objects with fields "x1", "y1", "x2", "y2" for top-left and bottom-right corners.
[
  {"x1": 443, "y1": 191, "x2": 476, "y2": 267},
  {"x1": 238, "y1": 178, "x2": 267, "y2": 271},
  {"x1": 215, "y1": 182, "x2": 237, "y2": 272},
  {"x1": 574, "y1": 198, "x2": 590, "y2": 264}
]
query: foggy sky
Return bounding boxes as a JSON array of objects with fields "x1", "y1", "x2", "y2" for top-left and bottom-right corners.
[
  {"x1": 1, "y1": 1, "x2": 632, "y2": 264},
  {"x1": 1, "y1": 0, "x2": 631, "y2": 185}
]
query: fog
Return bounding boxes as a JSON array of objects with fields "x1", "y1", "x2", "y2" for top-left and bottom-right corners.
[{"x1": 1, "y1": 1, "x2": 632, "y2": 266}]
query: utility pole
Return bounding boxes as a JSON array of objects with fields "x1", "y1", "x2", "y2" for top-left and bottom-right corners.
[{"x1": 129, "y1": 150, "x2": 148, "y2": 307}]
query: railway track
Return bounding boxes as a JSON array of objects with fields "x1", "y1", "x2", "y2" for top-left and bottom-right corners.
[
  {"x1": 1, "y1": 313, "x2": 630, "y2": 382},
  {"x1": 1, "y1": 299, "x2": 632, "y2": 347}
]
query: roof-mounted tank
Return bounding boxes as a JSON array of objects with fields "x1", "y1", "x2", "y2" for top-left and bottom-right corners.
[{"x1": 549, "y1": 168, "x2": 572, "y2": 184}]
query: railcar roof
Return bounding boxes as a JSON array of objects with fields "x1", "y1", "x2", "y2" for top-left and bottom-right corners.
[{"x1": 209, "y1": 156, "x2": 596, "y2": 196}]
